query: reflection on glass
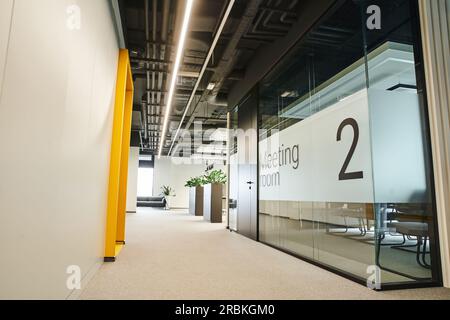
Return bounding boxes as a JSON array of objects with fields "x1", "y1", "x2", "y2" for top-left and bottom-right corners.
[{"x1": 258, "y1": 0, "x2": 439, "y2": 288}]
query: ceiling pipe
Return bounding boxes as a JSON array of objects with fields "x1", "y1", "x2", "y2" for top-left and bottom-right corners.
[
  {"x1": 131, "y1": 57, "x2": 170, "y2": 65},
  {"x1": 158, "y1": 0, "x2": 171, "y2": 115},
  {"x1": 153, "y1": 0, "x2": 188, "y2": 153},
  {"x1": 141, "y1": 100, "x2": 148, "y2": 142},
  {"x1": 151, "y1": 0, "x2": 158, "y2": 148},
  {"x1": 227, "y1": 69, "x2": 245, "y2": 81},
  {"x1": 180, "y1": 0, "x2": 264, "y2": 132},
  {"x1": 280, "y1": 1, "x2": 299, "y2": 25},
  {"x1": 167, "y1": 0, "x2": 237, "y2": 156},
  {"x1": 206, "y1": 93, "x2": 228, "y2": 107},
  {"x1": 248, "y1": 8, "x2": 286, "y2": 37},
  {"x1": 156, "y1": 0, "x2": 171, "y2": 150},
  {"x1": 209, "y1": 0, "x2": 264, "y2": 100},
  {"x1": 262, "y1": 0, "x2": 298, "y2": 31},
  {"x1": 161, "y1": 0, "x2": 171, "y2": 43},
  {"x1": 158, "y1": 0, "x2": 195, "y2": 157},
  {"x1": 143, "y1": 0, "x2": 151, "y2": 143},
  {"x1": 188, "y1": 37, "x2": 211, "y2": 52}
]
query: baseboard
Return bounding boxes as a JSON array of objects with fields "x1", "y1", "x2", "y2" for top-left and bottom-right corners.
[{"x1": 66, "y1": 258, "x2": 103, "y2": 300}]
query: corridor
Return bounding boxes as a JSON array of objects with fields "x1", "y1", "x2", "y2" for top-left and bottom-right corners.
[
  {"x1": 80, "y1": 209, "x2": 450, "y2": 300},
  {"x1": 2, "y1": 0, "x2": 450, "y2": 303}
]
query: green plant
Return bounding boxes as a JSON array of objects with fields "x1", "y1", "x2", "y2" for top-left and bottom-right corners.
[
  {"x1": 161, "y1": 185, "x2": 176, "y2": 197},
  {"x1": 204, "y1": 169, "x2": 227, "y2": 184},
  {"x1": 184, "y1": 176, "x2": 206, "y2": 188}
]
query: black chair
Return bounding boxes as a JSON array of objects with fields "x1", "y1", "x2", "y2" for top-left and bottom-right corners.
[{"x1": 377, "y1": 203, "x2": 431, "y2": 269}]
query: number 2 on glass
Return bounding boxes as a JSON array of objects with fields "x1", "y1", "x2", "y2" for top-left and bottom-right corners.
[{"x1": 336, "y1": 118, "x2": 364, "y2": 181}]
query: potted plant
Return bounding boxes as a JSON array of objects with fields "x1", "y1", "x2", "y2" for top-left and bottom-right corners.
[
  {"x1": 204, "y1": 169, "x2": 227, "y2": 185},
  {"x1": 203, "y1": 170, "x2": 227, "y2": 223},
  {"x1": 185, "y1": 176, "x2": 206, "y2": 216},
  {"x1": 161, "y1": 185, "x2": 176, "y2": 210}
]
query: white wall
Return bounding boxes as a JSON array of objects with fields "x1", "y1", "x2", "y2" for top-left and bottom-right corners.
[
  {"x1": 0, "y1": 0, "x2": 14, "y2": 94},
  {"x1": 419, "y1": 0, "x2": 450, "y2": 288},
  {"x1": 153, "y1": 157, "x2": 225, "y2": 208},
  {"x1": 126, "y1": 147, "x2": 139, "y2": 212},
  {"x1": 0, "y1": 0, "x2": 119, "y2": 299}
]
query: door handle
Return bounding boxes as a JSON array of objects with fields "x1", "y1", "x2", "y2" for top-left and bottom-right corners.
[{"x1": 246, "y1": 181, "x2": 254, "y2": 185}]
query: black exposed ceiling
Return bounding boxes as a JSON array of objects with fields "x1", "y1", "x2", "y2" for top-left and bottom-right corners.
[{"x1": 118, "y1": 0, "x2": 303, "y2": 155}]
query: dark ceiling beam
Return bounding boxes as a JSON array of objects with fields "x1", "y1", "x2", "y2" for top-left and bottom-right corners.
[
  {"x1": 147, "y1": 115, "x2": 226, "y2": 123},
  {"x1": 145, "y1": 89, "x2": 168, "y2": 94},
  {"x1": 259, "y1": 6, "x2": 298, "y2": 15},
  {"x1": 133, "y1": 69, "x2": 211, "y2": 79},
  {"x1": 132, "y1": 67, "x2": 168, "y2": 73},
  {"x1": 182, "y1": 0, "x2": 265, "y2": 135},
  {"x1": 124, "y1": 0, "x2": 280, "y2": 156},
  {"x1": 142, "y1": 89, "x2": 205, "y2": 96},
  {"x1": 131, "y1": 57, "x2": 171, "y2": 65}
]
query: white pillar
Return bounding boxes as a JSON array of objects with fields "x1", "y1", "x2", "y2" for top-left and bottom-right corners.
[{"x1": 419, "y1": 0, "x2": 450, "y2": 288}]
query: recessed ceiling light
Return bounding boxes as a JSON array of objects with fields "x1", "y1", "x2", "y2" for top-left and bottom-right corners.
[
  {"x1": 207, "y1": 83, "x2": 216, "y2": 90},
  {"x1": 281, "y1": 90, "x2": 298, "y2": 98}
]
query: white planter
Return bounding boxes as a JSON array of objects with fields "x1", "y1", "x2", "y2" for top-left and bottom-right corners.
[
  {"x1": 189, "y1": 186, "x2": 204, "y2": 216},
  {"x1": 165, "y1": 196, "x2": 174, "y2": 210}
]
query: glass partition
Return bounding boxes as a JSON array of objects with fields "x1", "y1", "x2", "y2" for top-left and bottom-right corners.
[
  {"x1": 364, "y1": 0, "x2": 439, "y2": 284},
  {"x1": 228, "y1": 107, "x2": 239, "y2": 231},
  {"x1": 258, "y1": 0, "x2": 440, "y2": 288}
]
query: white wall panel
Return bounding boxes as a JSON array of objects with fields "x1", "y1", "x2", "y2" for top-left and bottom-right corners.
[
  {"x1": 126, "y1": 148, "x2": 139, "y2": 212},
  {"x1": 0, "y1": 0, "x2": 14, "y2": 97},
  {"x1": 0, "y1": 0, "x2": 119, "y2": 299},
  {"x1": 419, "y1": 0, "x2": 450, "y2": 288}
]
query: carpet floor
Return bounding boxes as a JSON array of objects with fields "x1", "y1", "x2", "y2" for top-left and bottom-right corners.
[{"x1": 80, "y1": 208, "x2": 450, "y2": 300}]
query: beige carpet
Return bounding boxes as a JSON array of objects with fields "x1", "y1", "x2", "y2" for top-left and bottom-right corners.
[{"x1": 80, "y1": 208, "x2": 450, "y2": 300}]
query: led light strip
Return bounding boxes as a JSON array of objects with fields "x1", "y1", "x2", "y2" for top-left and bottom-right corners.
[
  {"x1": 158, "y1": 0, "x2": 195, "y2": 158},
  {"x1": 168, "y1": 0, "x2": 236, "y2": 156}
]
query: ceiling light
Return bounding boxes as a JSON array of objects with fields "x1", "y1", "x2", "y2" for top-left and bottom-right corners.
[
  {"x1": 168, "y1": 0, "x2": 236, "y2": 157},
  {"x1": 207, "y1": 83, "x2": 216, "y2": 90},
  {"x1": 281, "y1": 90, "x2": 298, "y2": 98},
  {"x1": 158, "y1": 0, "x2": 195, "y2": 158}
]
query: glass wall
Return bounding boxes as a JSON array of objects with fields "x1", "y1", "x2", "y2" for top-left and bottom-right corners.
[
  {"x1": 228, "y1": 107, "x2": 239, "y2": 231},
  {"x1": 258, "y1": 0, "x2": 440, "y2": 288}
]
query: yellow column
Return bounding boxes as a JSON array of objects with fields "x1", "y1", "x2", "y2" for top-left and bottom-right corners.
[
  {"x1": 104, "y1": 49, "x2": 134, "y2": 261},
  {"x1": 116, "y1": 90, "x2": 133, "y2": 244}
]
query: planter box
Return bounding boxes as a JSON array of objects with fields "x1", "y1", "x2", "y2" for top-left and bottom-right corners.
[
  {"x1": 203, "y1": 183, "x2": 223, "y2": 223},
  {"x1": 189, "y1": 186, "x2": 204, "y2": 216}
]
